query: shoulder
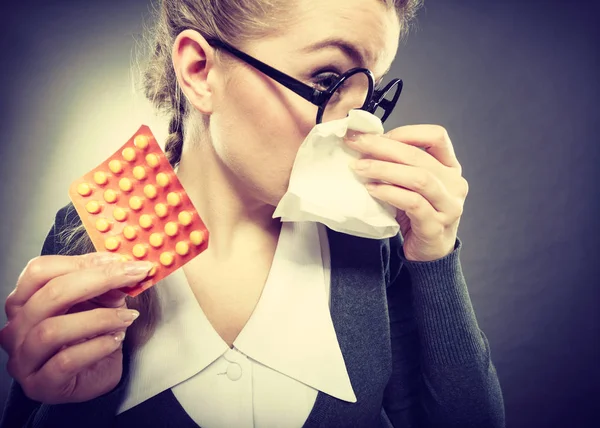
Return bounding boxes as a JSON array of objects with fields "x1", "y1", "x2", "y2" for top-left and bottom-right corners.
[
  {"x1": 45, "y1": 201, "x2": 91, "y2": 257},
  {"x1": 53, "y1": 201, "x2": 81, "y2": 230}
]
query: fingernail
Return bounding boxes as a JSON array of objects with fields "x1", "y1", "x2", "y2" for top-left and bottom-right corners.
[
  {"x1": 114, "y1": 331, "x2": 126, "y2": 342},
  {"x1": 365, "y1": 183, "x2": 378, "y2": 191},
  {"x1": 346, "y1": 130, "x2": 363, "y2": 141},
  {"x1": 117, "y1": 309, "x2": 140, "y2": 322},
  {"x1": 123, "y1": 261, "x2": 153, "y2": 275},
  {"x1": 94, "y1": 252, "x2": 123, "y2": 265}
]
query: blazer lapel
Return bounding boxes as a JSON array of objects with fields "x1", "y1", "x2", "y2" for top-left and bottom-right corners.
[{"x1": 303, "y1": 228, "x2": 393, "y2": 427}]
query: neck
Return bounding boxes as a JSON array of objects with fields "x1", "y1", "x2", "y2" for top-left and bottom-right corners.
[{"x1": 176, "y1": 139, "x2": 281, "y2": 261}]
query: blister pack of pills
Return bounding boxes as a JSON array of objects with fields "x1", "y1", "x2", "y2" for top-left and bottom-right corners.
[{"x1": 68, "y1": 125, "x2": 209, "y2": 297}]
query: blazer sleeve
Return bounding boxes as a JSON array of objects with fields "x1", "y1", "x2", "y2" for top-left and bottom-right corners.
[
  {"x1": 382, "y1": 234, "x2": 506, "y2": 428},
  {"x1": 0, "y1": 203, "x2": 133, "y2": 428}
]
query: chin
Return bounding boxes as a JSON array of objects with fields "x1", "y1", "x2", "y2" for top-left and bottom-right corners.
[
  {"x1": 247, "y1": 168, "x2": 292, "y2": 208},
  {"x1": 262, "y1": 181, "x2": 290, "y2": 208},
  {"x1": 264, "y1": 189, "x2": 287, "y2": 208}
]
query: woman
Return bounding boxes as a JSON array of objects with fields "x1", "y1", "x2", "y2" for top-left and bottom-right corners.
[{"x1": 0, "y1": 0, "x2": 505, "y2": 426}]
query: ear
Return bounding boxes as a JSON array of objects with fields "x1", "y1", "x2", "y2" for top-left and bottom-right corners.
[{"x1": 171, "y1": 29, "x2": 217, "y2": 115}]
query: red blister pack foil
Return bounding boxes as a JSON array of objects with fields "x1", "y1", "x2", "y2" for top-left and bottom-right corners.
[{"x1": 68, "y1": 125, "x2": 209, "y2": 297}]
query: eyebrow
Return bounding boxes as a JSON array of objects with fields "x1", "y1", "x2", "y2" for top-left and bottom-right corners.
[{"x1": 301, "y1": 38, "x2": 391, "y2": 84}]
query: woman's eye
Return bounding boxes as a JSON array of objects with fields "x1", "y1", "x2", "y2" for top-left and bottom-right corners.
[{"x1": 312, "y1": 72, "x2": 340, "y2": 91}]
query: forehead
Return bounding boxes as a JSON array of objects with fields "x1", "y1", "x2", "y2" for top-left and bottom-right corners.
[{"x1": 288, "y1": 0, "x2": 400, "y2": 75}]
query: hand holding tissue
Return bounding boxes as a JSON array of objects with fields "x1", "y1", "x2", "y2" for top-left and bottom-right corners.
[{"x1": 273, "y1": 110, "x2": 399, "y2": 240}]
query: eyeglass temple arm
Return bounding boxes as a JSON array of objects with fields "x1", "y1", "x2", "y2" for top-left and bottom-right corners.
[{"x1": 206, "y1": 39, "x2": 328, "y2": 106}]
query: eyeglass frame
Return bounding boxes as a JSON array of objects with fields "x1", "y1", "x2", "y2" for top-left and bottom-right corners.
[{"x1": 206, "y1": 38, "x2": 403, "y2": 124}]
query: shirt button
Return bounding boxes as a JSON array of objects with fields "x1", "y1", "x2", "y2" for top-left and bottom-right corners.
[{"x1": 226, "y1": 362, "x2": 242, "y2": 381}]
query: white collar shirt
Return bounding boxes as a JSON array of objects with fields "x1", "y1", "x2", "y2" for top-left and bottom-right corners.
[{"x1": 116, "y1": 221, "x2": 357, "y2": 427}]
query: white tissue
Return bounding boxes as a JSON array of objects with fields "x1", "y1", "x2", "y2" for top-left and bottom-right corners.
[{"x1": 273, "y1": 109, "x2": 399, "y2": 239}]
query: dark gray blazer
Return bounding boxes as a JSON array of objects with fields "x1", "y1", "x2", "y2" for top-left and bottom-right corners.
[{"x1": 1, "y1": 203, "x2": 505, "y2": 427}]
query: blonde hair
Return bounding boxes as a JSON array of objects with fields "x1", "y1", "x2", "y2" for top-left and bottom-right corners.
[{"x1": 62, "y1": 0, "x2": 423, "y2": 350}]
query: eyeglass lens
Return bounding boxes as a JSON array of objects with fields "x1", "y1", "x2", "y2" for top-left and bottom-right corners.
[
  {"x1": 322, "y1": 72, "x2": 370, "y2": 123},
  {"x1": 321, "y1": 73, "x2": 400, "y2": 123}
]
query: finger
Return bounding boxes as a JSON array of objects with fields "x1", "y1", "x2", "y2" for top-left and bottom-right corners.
[
  {"x1": 23, "y1": 333, "x2": 125, "y2": 404},
  {"x1": 19, "y1": 261, "x2": 152, "y2": 332},
  {"x1": 88, "y1": 289, "x2": 129, "y2": 309},
  {"x1": 7, "y1": 252, "x2": 123, "y2": 318},
  {"x1": 383, "y1": 124, "x2": 462, "y2": 171},
  {"x1": 352, "y1": 160, "x2": 454, "y2": 213},
  {"x1": 18, "y1": 307, "x2": 139, "y2": 376},
  {"x1": 366, "y1": 183, "x2": 443, "y2": 238},
  {"x1": 344, "y1": 132, "x2": 443, "y2": 173}
]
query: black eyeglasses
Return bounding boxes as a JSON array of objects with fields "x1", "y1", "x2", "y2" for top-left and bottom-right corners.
[{"x1": 206, "y1": 39, "x2": 403, "y2": 125}]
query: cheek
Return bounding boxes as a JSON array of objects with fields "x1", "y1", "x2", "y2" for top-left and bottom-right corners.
[
  {"x1": 237, "y1": 72, "x2": 314, "y2": 141},
  {"x1": 211, "y1": 71, "x2": 315, "y2": 202}
]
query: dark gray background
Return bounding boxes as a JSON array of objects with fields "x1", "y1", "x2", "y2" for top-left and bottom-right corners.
[{"x1": 1, "y1": 1, "x2": 598, "y2": 427}]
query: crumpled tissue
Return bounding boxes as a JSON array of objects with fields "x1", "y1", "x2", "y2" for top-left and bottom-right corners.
[{"x1": 273, "y1": 109, "x2": 399, "y2": 239}]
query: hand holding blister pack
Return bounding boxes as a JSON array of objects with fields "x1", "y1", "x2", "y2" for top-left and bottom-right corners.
[{"x1": 273, "y1": 109, "x2": 400, "y2": 239}]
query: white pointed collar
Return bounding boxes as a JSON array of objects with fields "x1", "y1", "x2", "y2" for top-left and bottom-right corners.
[{"x1": 118, "y1": 221, "x2": 356, "y2": 415}]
